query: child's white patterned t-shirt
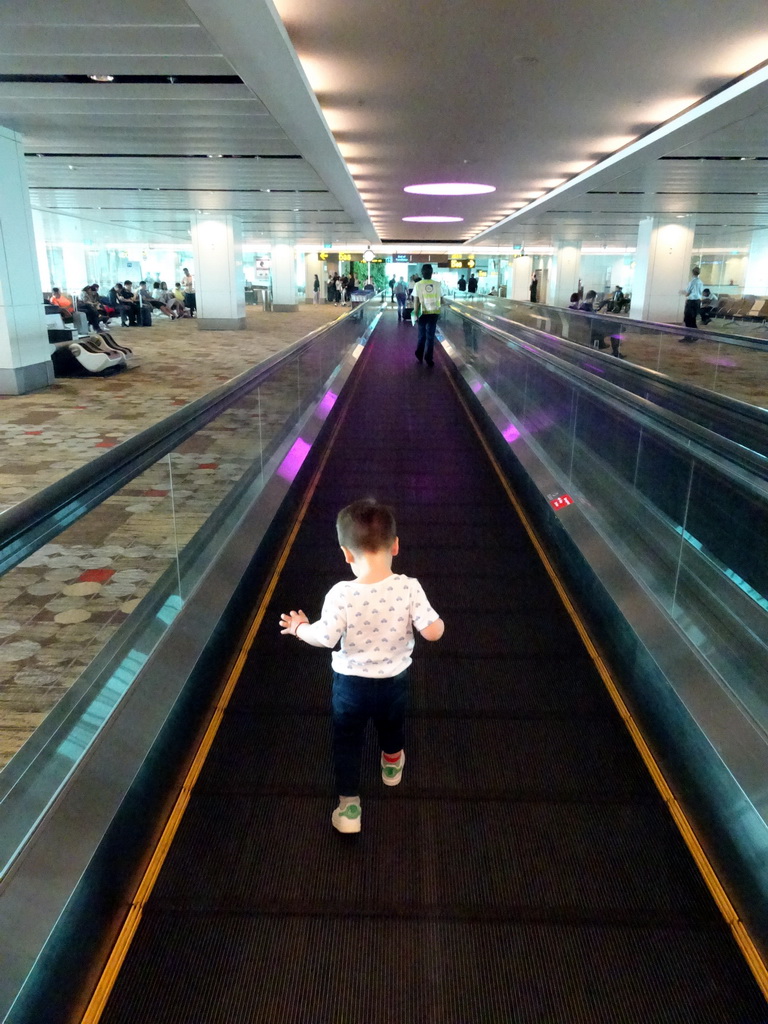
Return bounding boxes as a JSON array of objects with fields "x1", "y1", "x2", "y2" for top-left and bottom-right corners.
[{"x1": 301, "y1": 573, "x2": 438, "y2": 677}]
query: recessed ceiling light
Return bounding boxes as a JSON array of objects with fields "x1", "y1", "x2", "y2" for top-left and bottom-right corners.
[
  {"x1": 88, "y1": 74, "x2": 114, "y2": 82},
  {"x1": 402, "y1": 216, "x2": 464, "y2": 223},
  {"x1": 404, "y1": 182, "x2": 495, "y2": 196}
]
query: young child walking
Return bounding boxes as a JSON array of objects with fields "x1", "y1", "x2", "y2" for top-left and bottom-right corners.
[{"x1": 279, "y1": 499, "x2": 444, "y2": 833}]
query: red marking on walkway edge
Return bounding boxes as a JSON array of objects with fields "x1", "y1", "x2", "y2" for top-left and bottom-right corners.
[
  {"x1": 79, "y1": 568, "x2": 115, "y2": 584},
  {"x1": 24, "y1": 431, "x2": 43, "y2": 435},
  {"x1": 143, "y1": 489, "x2": 169, "y2": 497},
  {"x1": 172, "y1": 400, "x2": 187, "y2": 406},
  {"x1": 197, "y1": 462, "x2": 218, "y2": 470},
  {"x1": 95, "y1": 441, "x2": 116, "y2": 448},
  {"x1": 549, "y1": 494, "x2": 574, "y2": 510}
]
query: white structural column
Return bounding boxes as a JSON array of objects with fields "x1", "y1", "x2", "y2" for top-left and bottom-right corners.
[
  {"x1": 631, "y1": 216, "x2": 695, "y2": 323},
  {"x1": 271, "y1": 244, "x2": 298, "y2": 312},
  {"x1": 509, "y1": 255, "x2": 533, "y2": 300},
  {"x1": 0, "y1": 127, "x2": 53, "y2": 395},
  {"x1": 744, "y1": 228, "x2": 768, "y2": 294},
  {"x1": 191, "y1": 213, "x2": 246, "y2": 330},
  {"x1": 550, "y1": 243, "x2": 582, "y2": 307}
]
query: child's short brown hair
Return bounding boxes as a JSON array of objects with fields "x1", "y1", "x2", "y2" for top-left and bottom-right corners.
[{"x1": 336, "y1": 499, "x2": 396, "y2": 553}]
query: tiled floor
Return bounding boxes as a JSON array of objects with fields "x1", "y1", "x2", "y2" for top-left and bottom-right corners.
[{"x1": 0, "y1": 303, "x2": 347, "y2": 768}]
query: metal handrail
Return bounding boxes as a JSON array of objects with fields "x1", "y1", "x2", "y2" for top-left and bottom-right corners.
[
  {"x1": 460, "y1": 295, "x2": 768, "y2": 349},
  {"x1": 453, "y1": 301, "x2": 768, "y2": 453},
  {"x1": 0, "y1": 303, "x2": 370, "y2": 576},
  {"x1": 446, "y1": 304, "x2": 768, "y2": 495}
]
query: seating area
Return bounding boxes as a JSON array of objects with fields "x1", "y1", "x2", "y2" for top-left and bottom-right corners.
[{"x1": 712, "y1": 294, "x2": 768, "y2": 324}]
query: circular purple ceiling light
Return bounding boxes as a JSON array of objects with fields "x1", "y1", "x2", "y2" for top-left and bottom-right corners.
[
  {"x1": 402, "y1": 215, "x2": 464, "y2": 223},
  {"x1": 404, "y1": 182, "x2": 496, "y2": 196}
]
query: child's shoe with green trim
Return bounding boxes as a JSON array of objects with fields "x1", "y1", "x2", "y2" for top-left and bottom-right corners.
[
  {"x1": 332, "y1": 797, "x2": 361, "y2": 833},
  {"x1": 381, "y1": 750, "x2": 405, "y2": 787}
]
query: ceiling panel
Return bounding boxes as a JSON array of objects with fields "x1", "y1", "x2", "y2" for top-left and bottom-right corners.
[
  {"x1": 0, "y1": 0, "x2": 198, "y2": 25},
  {"x1": 1, "y1": 0, "x2": 767, "y2": 251}
]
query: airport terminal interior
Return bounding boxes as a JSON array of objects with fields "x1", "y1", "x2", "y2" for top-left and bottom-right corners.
[{"x1": 1, "y1": 2, "x2": 768, "y2": 1022}]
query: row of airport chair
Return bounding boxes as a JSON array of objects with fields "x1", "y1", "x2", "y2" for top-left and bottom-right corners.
[{"x1": 712, "y1": 295, "x2": 768, "y2": 321}]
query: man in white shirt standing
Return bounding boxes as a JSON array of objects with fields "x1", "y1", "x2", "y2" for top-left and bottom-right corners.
[
  {"x1": 413, "y1": 263, "x2": 442, "y2": 366},
  {"x1": 181, "y1": 266, "x2": 196, "y2": 318},
  {"x1": 681, "y1": 266, "x2": 703, "y2": 340}
]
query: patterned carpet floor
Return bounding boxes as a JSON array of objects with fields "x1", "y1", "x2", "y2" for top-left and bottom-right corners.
[{"x1": 0, "y1": 303, "x2": 347, "y2": 767}]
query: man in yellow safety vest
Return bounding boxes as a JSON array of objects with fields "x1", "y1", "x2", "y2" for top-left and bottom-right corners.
[{"x1": 413, "y1": 264, "x2": 442, "y2": 367}]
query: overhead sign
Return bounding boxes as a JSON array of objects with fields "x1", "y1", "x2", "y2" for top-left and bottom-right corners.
[
  {"x1": 317, "y1": 252, "x2": 329, "y2": 260},
  {"x1": 393, "y1": 254, "x2": 410, "y2": 263},
  {"x1": 450, "y1": 259, "x2": 476, "y2": 269},
  {"x1": 338, "y1": 252, "x2": 353, "y2": 260}
]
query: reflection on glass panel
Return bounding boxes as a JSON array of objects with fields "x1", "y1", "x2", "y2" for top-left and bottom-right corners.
[
  {"x1": 470, "y1": 298, "x2": 768, "y2": 409},
  {"x1": 257, "y1": 358, "x2": 302, "y2": 455},
  {"x1": 0, "y1": 309, "x2": 369, "y2": 881},
  {"x1": 0, "y1": 459, "x2": 178, "y2": 770},
  {"x1": 444, "y1": 304, "x2": 768, "y2": 746}
]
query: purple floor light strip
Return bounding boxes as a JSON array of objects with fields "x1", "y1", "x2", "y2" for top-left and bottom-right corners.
[{"x1": 277, "y1": 437, "x2": 311, "y2": 482}]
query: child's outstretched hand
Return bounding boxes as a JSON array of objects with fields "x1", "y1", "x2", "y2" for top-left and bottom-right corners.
[{"x1": 279, "y1": 609, "x2": 309, "y2": 636}]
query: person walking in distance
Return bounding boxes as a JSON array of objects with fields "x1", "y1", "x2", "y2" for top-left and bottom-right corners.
[
  {"x1": 413, "y1": 263, "x2": 443, "y2": 366},
  {"x1": 680, "y1": 266, "x2": 703, "y2": 341},
  {"x1": 181, "y1": 267, "x2": 196, "y2": 317},
  {"x1": 467, "y1": 272, "x2": 478, "y2": 298},
  {"x1": 280, "y1": 499, "x2": 444, "y2": 833},
  {"x1": 313, "y1": 274, "x2": 321, "y2": 304},
  {"x1": 394, "y1": 276, "x2": 408, "y2": 321}
]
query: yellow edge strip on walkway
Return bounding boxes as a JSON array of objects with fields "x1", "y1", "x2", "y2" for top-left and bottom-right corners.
[
  {"x1": 443, "y1": 361, "x2": 768, "y2": 1002},
  {"x1": 79, "y1": 339, "x2": 374, "y2": 1024}
]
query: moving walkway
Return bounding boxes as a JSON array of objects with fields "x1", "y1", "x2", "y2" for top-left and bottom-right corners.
[{"x1": 1, "y1": 303, "x2": 767, "y2": 1022}]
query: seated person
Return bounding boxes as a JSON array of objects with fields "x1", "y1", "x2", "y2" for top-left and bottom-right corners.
[
  {"x1": 363, "y1": 279, "x2": 375, "y2": 293},
  {"x1": 91, "y1": 283, "x2": 115, "y2": 318},
  {"x1": 86, "y1": 284, "x2": 112, "y2": 325},
  {"x1": 578, "y1": 290, "x2": 622, "y2": 355},
  {"x1": 108, "y1": 283, "x2": 127, "y2": 325},
  {"x1": 49, "y1": 287, "x2": 74, "y2": 322},
  {"x1": 161, "y1": 280, "x2": 187, "y2": 317},
  {"x1": 608, "y1": 286, "x2": 624, "y2": 312},
  {"x1": 138, "y1": 280, "x2": 158, "y2": 307},
  {"x1": 137, "y1": 280, "x2": 160, "y2": 321},
  {"x1": 118, "y1": 280, "x2": 140, "y2": 326},
  {"x1": 700, "y1": 288, "x2": 718, "y2": 325},
  {"x1": 150, "y1": 280, "x2": 176, "y2": 318},
  {"x1": 78, "y1": 285, "x2": 105, "y2": 332},
  {"x1": 568, "y1": 292, "x2": 579, "y2": 309}
]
